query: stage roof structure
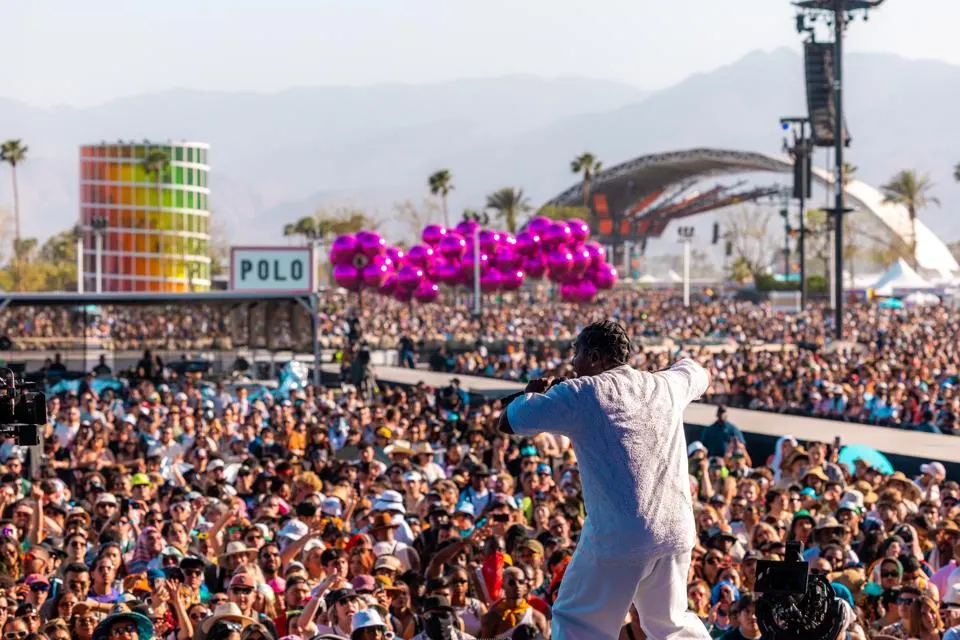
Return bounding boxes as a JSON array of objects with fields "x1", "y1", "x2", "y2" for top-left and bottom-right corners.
[{"x1": 544, "y1": 148, "x2": 959, "y2": 279}]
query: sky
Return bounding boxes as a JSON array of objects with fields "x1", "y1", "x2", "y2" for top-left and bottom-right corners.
[{"x1": 4, "y1": 0, "x2": 960, "y2": 107}]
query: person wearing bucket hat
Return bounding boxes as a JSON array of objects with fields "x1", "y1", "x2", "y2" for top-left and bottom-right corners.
[
  {"x1": 350, "y1": 608, "x2": 393, "y2": 640},
  {"x1": 92, "y1": 610, "x2": 154, "y2": 640},
  {"x1": 369, "y1": 514, "x2": 419, "y2": 573}
]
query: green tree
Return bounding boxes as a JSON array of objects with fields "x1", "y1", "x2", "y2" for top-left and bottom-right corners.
[
  {"x1": 428, "y1": 169, "x2": 454, "y2": 227},
  {"x1": 841, "y1": 162, "x2": 858, "y2": 187},
  {"x1": 484, "y1": 187, "x2": 531, "y2": 233},
  {"x1": 880, "y1": 170, "x2": 940, "y2": 268},
  {"x1": 570, "y1": 152, "x2": 602, "y2": 209},
  {"x1": 0, "y1": 140, "x2": 27, "y2": 247},
  {"x1": 1, "y1": 140, "x2": 28, "y2": 290},
  {"x1": 537, "y1": 205, "x2": 591, "y2": 222},
  {"x1": 462, "y1": 209, "x2": 489, "y2": 225}
]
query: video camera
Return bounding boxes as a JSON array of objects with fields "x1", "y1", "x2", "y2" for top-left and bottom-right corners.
[
  {"x1": 0, "y1": 368, "x2": 46, "y2": 446},
  {"x1": 754, "y1": 541, "x2": 847, "y2": 640}
]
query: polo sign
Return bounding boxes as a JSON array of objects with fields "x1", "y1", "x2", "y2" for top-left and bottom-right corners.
[{"x1": 230, "y1": 247, "x2": 314, "y2": 293}]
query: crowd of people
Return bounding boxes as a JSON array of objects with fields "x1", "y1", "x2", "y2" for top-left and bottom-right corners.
[{"x1": 0, "y1": 305, "x2": 956, "y2": 639}]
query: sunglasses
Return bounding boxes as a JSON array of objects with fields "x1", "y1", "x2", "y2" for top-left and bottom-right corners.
[
  {"x1": 881, "y1": 571, "x2": 900, "y2": 578},
  {"x1": 30, "y1": 583, "x2": 49, "y2": 592},
  {"x1": 109, "y1": 623, "x2": 139, "y2": 637},
  {"x1": 898, "y1": 598, "x2": 917, "y2": 605},
  {"x1": 506, "y1": 579, "x2": 527, "y2": 587},
  {"x1": 230, "y1": 587, "x2": 254, "y2": 595},
  {"x1": 189, "y1": 611, "x2": 210, "y2": 621},
  {"x1": 450, "y1": 579, "x2": 469, "y2": 585},
  {"x1": 183, "y1": 568, "x2": 203, "y2": 576},
  {"x1": 5, "y1": 633, "x2": 26, "y2": 640}
]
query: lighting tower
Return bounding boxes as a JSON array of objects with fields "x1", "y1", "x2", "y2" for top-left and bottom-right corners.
[{"x1": 793, "y1": 0, "x2": 885, "y2": 338}]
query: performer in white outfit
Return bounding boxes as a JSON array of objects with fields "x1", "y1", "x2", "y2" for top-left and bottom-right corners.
[{"x1": 500, "y1": 320, "x2": 711, "y2": 640}]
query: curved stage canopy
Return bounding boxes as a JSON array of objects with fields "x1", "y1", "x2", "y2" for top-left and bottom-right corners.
[{"x1": 545, "y1": 148, "x2": 958, "y2": 279}]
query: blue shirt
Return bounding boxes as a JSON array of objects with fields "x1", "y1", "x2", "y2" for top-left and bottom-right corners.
[{"x1": 701, "y1": 420, "x2": 744, "y2": 458}]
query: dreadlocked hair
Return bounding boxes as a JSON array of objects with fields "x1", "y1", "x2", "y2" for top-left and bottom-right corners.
[{"x1": 577, "y1": 320, "x2": 632, "y2": 366}]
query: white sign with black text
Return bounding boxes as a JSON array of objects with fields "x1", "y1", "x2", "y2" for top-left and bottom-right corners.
[{"x1": 229, "y1": 247, "x2": 314, "y2": 293}]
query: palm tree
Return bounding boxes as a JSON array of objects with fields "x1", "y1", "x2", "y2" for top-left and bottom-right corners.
[
  {"x1": 841, "y1": 162, "x2": 858, "y2": 187},
  {"x1": 0, "y1": 140, "x2": 27, "y2": 247},
  {"x1": 880, "y1": 170, "x2": 940, "y2": 268},
  {"x1": 484, "y1": 188, "x2": 531, "y2": 233},
  {"x1": 428, "y1": 170, "x2": 454, "y2": 227},
  {"x1": 570, "y1": 152, "x2": 602, "y2": 209},
  {"x1": 142, "y1": 148, "x2": 172, "y2": 283}
]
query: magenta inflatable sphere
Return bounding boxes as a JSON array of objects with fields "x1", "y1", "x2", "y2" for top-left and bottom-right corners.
[
  {"x1": 514, "y1": 231, "x2": 538, "y2": 257},
  {"x1": 397, "y1": 265, "x2": 424, "y2": 291},
  {"x1": 594, "y1": 264, "x2": 618, "y2": 290},
  {"x1": 584, "y1": 242, "x2": 606, "y2": 267},
  {"x1": 568, "y1": 218, "x2": 590, "y2": 243},
  {"x1": 542, "y1": 222, "x2": 571, "y2": 249},
  {"x1": 406, "y1": 244, "x2": 435, "y2": 268},
  {"x1": 421, "y1": 224, "x2": 447, "y2": 246},
  {"x1": 494, "y1": 245, "x2": 520, "y2": 271},
  {"x1": 329, "y1": 235, "x2": 359, "y2": 266},
  {"x1": 526, "y1": 216, "x2": 552, "y2": 236},
  {"x1": 333, "y1": 264, "x2": 361, "y2": 291},
  {"x1": 478, "y1": 229, "x2": 501, "y2": 253},
  {"x1": 456, "y1": 220, "x2": 480, "y2": 237},
  {"x1": 480, "y1": 269, "x2": 503, "y2": 293},
  {"x1": 379, "y1": 273, "x2": 398, "y2": 296},
  {"x1": 559, "y1": 282, "x2": 578, "y2": 301},
  {"x1": 356, "y1": 231, "x2": 387, "y2": 257},
  {"x1": 393, "y1": 287, "x2": 413, "y2": 303},
  {"x1": 546, "y1": 250, "x2": 573, "y2": 279},
  {"x1": 436, "y1": 261, "x2": 460, "y2": 286},
  {"x1": 502, "y1": 269, "x2": 525, "y2": 291},
  {"x1": 362, "y1": 262, "x2": 390, "y2": 288},
  {"x1": 577, "y1": 279, "x2": 598, "y2": 302},
  {"x1": 522, "y1": 255, "x2": 547, "y2": 279},
  {"x1": 385, "y1": 246, "x2": 405, "y2": 264},
  {"x1": 413, "y1": 280, "x2": 440, "y2": 303},
  {"x1": 438, "y1": 234, "x2": 467, "y2": 260},
  {"x1": 571, "y1": 247, "x2": 591, "y2": 275}
]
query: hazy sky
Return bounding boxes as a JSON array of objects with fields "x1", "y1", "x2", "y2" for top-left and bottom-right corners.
[{"x1": 5, "y1": 0, "x2": 959, "y2": 107}]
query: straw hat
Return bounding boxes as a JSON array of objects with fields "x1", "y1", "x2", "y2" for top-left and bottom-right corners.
[{"x1": 198, "y1": 603, "x2": 256, "y2": 638}]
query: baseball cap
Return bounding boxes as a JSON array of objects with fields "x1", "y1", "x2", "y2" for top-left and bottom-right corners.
[
  {"x1": 95, "y1": 493, "x2": 118, "y2": 506},
  {"x1": 229, "y1": 573, "x2": 257, "y2": 590},
  {"x1": 687, "y1": 441, "x2": 708, "y2": 457},
  {"x1": 131, "y1": 473, "x2": 151, "y2": 487},
  {"x1": 920, "y1": 461, "x2": 946, "y2": 478},
  {"x1": 207, "y1": 459, "x2": 226, "y2": 471}
]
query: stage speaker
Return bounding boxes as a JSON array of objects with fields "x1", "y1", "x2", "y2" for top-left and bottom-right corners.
[{"x1": 804, "y1": 42, "x2": 851, "y2": 148}]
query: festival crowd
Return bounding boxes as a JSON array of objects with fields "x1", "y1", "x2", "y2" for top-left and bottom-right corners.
[{"x1": 0, "y1": 309, "x2": 956, "y2": 640}]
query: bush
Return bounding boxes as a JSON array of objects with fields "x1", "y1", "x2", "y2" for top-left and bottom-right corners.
[{"x1": 754, "y1": 273, "x2": 828, "y2": 294}]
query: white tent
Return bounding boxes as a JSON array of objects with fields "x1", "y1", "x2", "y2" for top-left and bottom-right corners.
[
  {"x1": 667, "y1": 270, "x2": 683, "y2": 283},
  {"x1": 870, "y1": 259, "x2": 935, "y2": 294},
  {"x1": 903, "y1": 291, "x2": 941, "y2": 306},
  {"x1": 637, "y1": 274, "x2": 659, "y2": 284}
]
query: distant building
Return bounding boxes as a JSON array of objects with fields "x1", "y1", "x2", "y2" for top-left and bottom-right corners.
[{"x1": 79, "y1": 140, "x2": 211, "y2": 292}]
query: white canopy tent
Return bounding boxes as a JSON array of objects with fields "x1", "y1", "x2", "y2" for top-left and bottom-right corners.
[
  {"x1": 637, "y1": 274, "x2": 659, "y2": 284},
  {"x1": 871, "y1": 259, "x2": 936, "y2": 295},
  {"x1": 667, "y1": 270, "x2": 683, "y2": 283}
]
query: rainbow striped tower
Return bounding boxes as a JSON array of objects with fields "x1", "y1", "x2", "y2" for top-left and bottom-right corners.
[{"x1": 79, "y1": 140, "x2": 211, "y2": 292}]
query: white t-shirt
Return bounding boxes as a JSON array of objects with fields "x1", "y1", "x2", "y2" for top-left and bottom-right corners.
[{"x1": 507, "y1": 359, "x2": 708, "y2": 559}]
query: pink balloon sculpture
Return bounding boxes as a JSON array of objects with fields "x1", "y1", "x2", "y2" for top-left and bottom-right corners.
[
  {"x1": 333, "y1": 264, "x2": 361, "y2": 291},
  {"x1": 514, "y1": 231, "x2": 540, "y2": 257},
  {"x1": 478, "y1": 230, "x2": 502, "y2": 253},
  {"x1": 568, "y1": 219, "x2": 590, "y2": 244},
  {"x1": 593, "y1": 264, "x2": 618, "y2": 290},
  {"x1": 542, "y1": 222, "x2": 572, "y2": 249},
  {"x1": 523, "y1": 255, "x2": 548, "y2": 279},
  {"x1": 379, "y1": 273, "x2": 398, "y2": 296},
  {"x1": 526, "y1": 216, "x2": 552, "y2": 236},
  {"x1": 439, "y1": 233, "x2": 467, "y2": 260},
  {"x1": 570, "y1": 247, "x2": 591, "y2": 275},
  {"x1": 436, "y1": 261, "x2": 460, "y2": 286},
  {"x1": 455, "y1": 219, "x2": 480, "y2": 237},
  {"x1": 494, "y1": 245, "x2": 520, "y2": 272},
  {"x1": 386, "y1": 246, "x2": 405, "y2": 264},
  {"x1": 480, "y1": 269, "x2": 503, "y2": 293},
  {"x1": 406, "y1": 244, "x2": 435, "y2": 268},
  {"x1": 421, "y1": 224, "x2": 447, "y2": 246},
  {"x1": 397, "y1": 265, "x2": 424, "y2": 291},
  {"x1": 559, "y1": 282, "x2": 578, "y2": 302},
  {"x1": 393, "y1": 287, "x2": 413, "y2": 303},
  {"x1": 584, "y1": 242, "x2": 606, "y2": 268},
  {"x1": 502, "y1": 269, "x2": 525, "y2": 291},
  {"x1": 547, "y1": 249, "x2": 574, "y2": 279},
  {"x1": 329, "y1": 235, "x2": 358, "y2": 266},
  {"x1": 356, "y1": 231, "x2": 387, "y2": 257},
  {"x1": 576, "y1": 279, "x2": 598, "y2": 302},
  {"x1": 362, "y1": 261, "x2": 390, "y2": 288},
  {"x1": 413, "y1": 280, "x2": 440, "y2": 303}
]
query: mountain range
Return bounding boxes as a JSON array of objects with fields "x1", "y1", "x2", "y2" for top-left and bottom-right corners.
[{"x1": 2, "y1": 47, "x2": 959, "y2": 250}]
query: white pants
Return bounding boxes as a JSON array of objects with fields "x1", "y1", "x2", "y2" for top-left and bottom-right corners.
[{"x1": 551, "y1": 542, "x2": 710, "y2": 640}]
